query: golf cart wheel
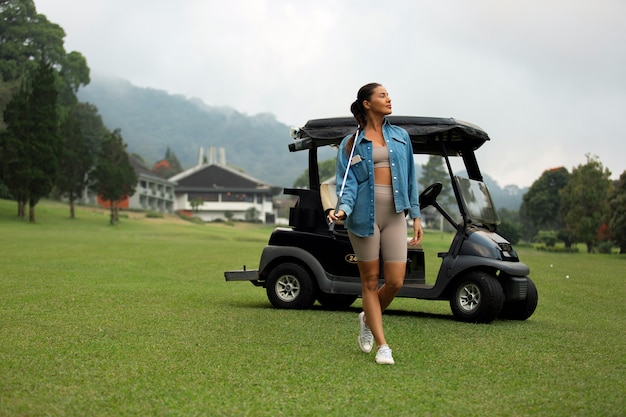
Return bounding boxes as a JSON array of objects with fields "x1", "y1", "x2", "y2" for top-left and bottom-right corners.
[
  {"x1": 266, "y1": 262, "x2": 316, "y2": 309},
  {"x1": 316, "y1": 292, "x2": 358, "y2": 310},
  {"x1": 499, "y1": 277, "x2": 538, "y2": 320},
  {"x1": 449, "y1": 271, "x2": 504, "y2": 323}
]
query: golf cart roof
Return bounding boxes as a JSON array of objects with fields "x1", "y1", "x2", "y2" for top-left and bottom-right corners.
[{"x1": 292, "y1": 116, "x2": 490, "y2": 155}]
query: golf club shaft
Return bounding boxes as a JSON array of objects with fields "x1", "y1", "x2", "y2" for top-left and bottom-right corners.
[{"x1": 329, "y1": 127, "x2": 360, "y2": 232}]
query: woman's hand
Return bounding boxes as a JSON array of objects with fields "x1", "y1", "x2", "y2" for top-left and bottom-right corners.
[
  {"x1": 409, "y1": 217, "x2": 423, "y2": 245},
  {"x1": 327, "y1": 209, "x2": 345, "y2": 224}
]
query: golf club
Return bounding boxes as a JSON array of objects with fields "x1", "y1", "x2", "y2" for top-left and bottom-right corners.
[{"x1": 329, "y1": 127, "x2": 360, "y2": 232}]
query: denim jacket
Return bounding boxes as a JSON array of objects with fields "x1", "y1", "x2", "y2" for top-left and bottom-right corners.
[{"x1": 336, "y1": 119, "x2": 421, "y2": 237}]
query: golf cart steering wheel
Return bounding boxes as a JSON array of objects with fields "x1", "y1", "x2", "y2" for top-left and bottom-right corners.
[{"x1": 419, "y1": 182, "x2": 443, "y2": 209}]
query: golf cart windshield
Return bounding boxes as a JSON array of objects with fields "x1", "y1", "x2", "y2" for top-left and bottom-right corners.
[{"x1": 455, "y1": 176, "x2": 500, "y2": 227}]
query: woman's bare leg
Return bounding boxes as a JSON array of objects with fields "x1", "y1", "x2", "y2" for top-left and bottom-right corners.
[
  {"x1": 378, "y1": 261, "x2": 406, "y2": 312},
  {"x1": 358, "y1": 259, "x2": 386, "y2": 347}
]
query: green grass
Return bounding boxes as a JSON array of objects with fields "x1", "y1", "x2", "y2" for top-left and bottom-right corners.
[{"x1": 0, "y1": 199, "x2": 624, "y2": 417}]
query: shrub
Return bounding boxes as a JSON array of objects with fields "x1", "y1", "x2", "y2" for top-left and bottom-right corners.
[
  {"x1": 175, "y1": 210, "x2": 204, "y2": 225},
  {"x1": 145, "y1": 211, "x2": 164, "y2": 218},
  {"x1": 497, "y1": 220, "x2": 521, "y2": 244},
  {"x1": 597, "y1": 241, "x2": 614, "y2": 254},
  {"x1": 535, "y1": 230, "x2": 558, "y2": 247},
  {"x1": 536, "y1": 245, "x2": 579, "y2": 253}
]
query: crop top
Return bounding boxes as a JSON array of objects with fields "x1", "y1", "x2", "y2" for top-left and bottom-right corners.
[{"x1": 373, "y1": 145, "x2": 390, "y2": 168}]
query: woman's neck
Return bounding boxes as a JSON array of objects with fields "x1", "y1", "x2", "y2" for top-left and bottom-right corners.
[{"x1": 366, "y1": 116, "x2": 384, "y2": 133}]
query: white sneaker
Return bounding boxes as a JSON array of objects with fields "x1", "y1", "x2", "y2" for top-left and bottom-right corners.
[
  {"x1": 358, "y1": 311, "x2": 373, "y2": 353},
  {"x1": 375, "y1": 345, "x2": 394, "y2": 365}
]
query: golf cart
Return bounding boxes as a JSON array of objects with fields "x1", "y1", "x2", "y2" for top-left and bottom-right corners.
[{"x1": 225, "y1": 116, "x2": 537, "y2": 323}]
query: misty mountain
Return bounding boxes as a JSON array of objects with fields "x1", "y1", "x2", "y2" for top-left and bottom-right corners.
[
  {"x1": 77, "y1": 76, "x2": 312, "y2": 188},
  {"x1": 78, "y1": 76, "x2": 525, "y2": 210},
  {"x1": 481, "y1": 174, "x2": 527, "y2": 211}
]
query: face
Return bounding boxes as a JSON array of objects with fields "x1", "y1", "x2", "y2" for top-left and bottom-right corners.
[{"x1": 363, "y1": 86, "x2": 392, "y2": 117}]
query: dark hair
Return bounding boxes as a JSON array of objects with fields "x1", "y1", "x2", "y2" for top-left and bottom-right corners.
[{"x1": 346, "y1": 82, "x2": 381, "y2": 154}]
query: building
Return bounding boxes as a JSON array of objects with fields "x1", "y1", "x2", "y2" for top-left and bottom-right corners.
[
  {"x1": 129, "y1": 158, "x2": 176, "y2": 213},
  {"x1": 87, "y1": 157, "x2": 175, "y2": 213},
  {"x1": 169, "y1": 147, "x2": 282, "y2": 223}
]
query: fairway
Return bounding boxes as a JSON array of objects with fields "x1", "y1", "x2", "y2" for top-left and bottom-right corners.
[{"x1": 1, "y1": 200, "x2": 624, "y2": 417}]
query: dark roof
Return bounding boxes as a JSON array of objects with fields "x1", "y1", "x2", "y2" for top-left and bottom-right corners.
[
  {"x1": 174, "y1": 164, "x2": 281, "y2": 195},
  {"x1": 293, "y1": 116, "x2": 490, "y2": 155}
]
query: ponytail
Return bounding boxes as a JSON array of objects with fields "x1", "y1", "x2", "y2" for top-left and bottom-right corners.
[{"x1": 345, "y1": 82, "x2": 381, "y2": 155}]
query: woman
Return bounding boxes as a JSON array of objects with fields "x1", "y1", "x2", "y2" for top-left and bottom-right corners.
[{"x1": 328, "y1": 83, "x2": 423, "y2": 365}]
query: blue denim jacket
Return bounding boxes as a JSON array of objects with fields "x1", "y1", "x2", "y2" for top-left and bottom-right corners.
[{"x1": 336, "y1": 119, "x2": 421, "y2": 237}]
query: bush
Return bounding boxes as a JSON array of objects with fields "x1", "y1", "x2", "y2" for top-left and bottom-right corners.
[
  {"x1": 497, "y1": 220, "x2": 521, "y2": 244},
  {"x1": 535, "y1": 230, "x2": 558, "y2": 247},
  {"x1": 596, "y1": 241, "x2": 614, "y2": 254},
  {"x1": 175, "y1": 210, "x2": 204, "y2": 225},
  {"x1": 0, "y1": 182, "x2": 12, "y2": 199},
  {"x1": 536, "y1": 245, "x2": 579, "y2": 253},
  {"x1": 145, "y1": 211, "x2": 164, "y2": 219}
]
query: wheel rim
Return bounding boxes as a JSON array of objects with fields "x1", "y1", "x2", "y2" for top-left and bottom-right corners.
[
  {"x1": 275, "y1": 274, "x2": 301, "y2": 302},
  {"x1": 457, "y1": 283, "x2": 481, "y2": 312}
]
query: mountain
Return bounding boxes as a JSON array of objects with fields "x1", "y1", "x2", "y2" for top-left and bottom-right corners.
[
  {"x1": 482, "y1": 174, "x2": 527, "y2": 211},
  {"x1": 78, "y1": 76, "x2": 525, "y2": 210},
  {"x1": 77, "y1": 76, "x2": 311, "y2": 188}
]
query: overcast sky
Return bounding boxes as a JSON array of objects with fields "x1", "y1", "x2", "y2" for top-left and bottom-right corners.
[{"x1": 36, "y1": 0, "x2": 625, "y2": 187}]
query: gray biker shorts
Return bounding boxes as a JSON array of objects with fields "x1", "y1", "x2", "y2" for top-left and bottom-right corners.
[{"x1": 348, "y1": 184, "x2": 408, "y2": 263}]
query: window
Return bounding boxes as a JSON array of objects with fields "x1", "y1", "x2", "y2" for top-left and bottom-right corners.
[
  {"x1": 188, "y1": 192, "x2": 219, "y2": 202},
  {"x1": 222, "y1": 192, "x2": 254, "y2": 202}
]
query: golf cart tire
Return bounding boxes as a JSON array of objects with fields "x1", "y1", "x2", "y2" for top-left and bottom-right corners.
[
  {"x1": 449, "y1": 271, "x2": 505, "y2": 323},
  {"x1": 266, "y1": 262, "x2": 317, "y2": 310},
  {"x1": 499, "y1": 277, "x2": 538, "y2": 320},
  {"x1": 316, "y1": 292, "x2": 358, "y2": 310}
]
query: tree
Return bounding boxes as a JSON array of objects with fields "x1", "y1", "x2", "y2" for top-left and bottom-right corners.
[
  {"x1": 559, "y1": 155, "x2": 612, "y2": 253},
  {"x1": 56, "y1": 50, "x2": 90, "y2": 108},
  {"x1": 0, "y1": 0, "x2": 89, "y2": 85},
  {"x1": 293, "y1": 158, "x2": 336, "y2": 188},
  {"x1": 73, "y1": 102, "x2": 107, "y2": 159},
  {"x1": 90, "y1": 129, "x2": 137, "y2": 225},
  {"x1": 1, "y1": 0, "x2": 91, "y2": 218},
  {"x1": 520, "y1": 167, "x2": 570, "y2": 244},
  {"x1": 152, "y1": 147, "x2": 183, "y2": 178},
  {"x1": 1, "y1": 0, "x2": 64, "y2": 81},
  {"x1": 0, "y1": 0, "x2": 90, "y2": 114},
  {"x1": 26, "y1": 60, "x2": 62, "y2": 222},
  {"x1": 0, "y1": 78, "x2": 31, "y2": 217},
  {"x1": 245, "y1": 206, "x2": 259, "y2": 222},
  {"x1": 497, "y1": 208, "x2": 522, "y2": 244},
  {"x1": 55, "y1": 106, "x2": 93, "y2": 218},
  {"x1": 190, "y1": 198, "x2": 203, "y2": 212},
  {"x1": 419, "y1": 155, "x2": 455, "y2": 230},
  {"x1": 0, "y1": 79, "x2": 20, "y2": 130},
  {"x1": 0, "y1": 59, "x2": 60, "y2": 222},
  {"x1": 419, "y1": 156, "x2": 455, "y2": 208},
  {"x1": 607, "y1": 171, "x2": 626, "y2": 254}
]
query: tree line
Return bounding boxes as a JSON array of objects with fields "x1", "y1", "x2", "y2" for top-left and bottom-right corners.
[
  {"x1": 0, "y1": 0, "x2": 137, "y2": 224},
  {"x1": 520, "y1": 155, "x2": 625, "y2": 254}
]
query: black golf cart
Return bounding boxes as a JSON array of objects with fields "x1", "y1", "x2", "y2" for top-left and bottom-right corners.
[{"x1": 225, "y1": 116, "x2": 537, "y2": 323}]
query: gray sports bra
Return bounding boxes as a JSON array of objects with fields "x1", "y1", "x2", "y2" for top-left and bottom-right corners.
[{"x1": 373, "y1": 146, "x2": 390, "y2": 168}]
